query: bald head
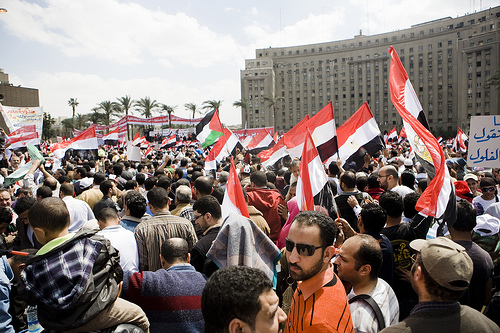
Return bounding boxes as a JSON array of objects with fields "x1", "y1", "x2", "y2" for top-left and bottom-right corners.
[
  {"x1": 160, "y1": 238, "x2": 190, "y2": 269},
  {"x1": 194, "y1": 176, "x2": 213, "y2": 197}
]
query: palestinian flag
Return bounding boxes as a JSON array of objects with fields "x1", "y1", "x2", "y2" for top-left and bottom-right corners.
[{"x1": 196, "y1": 110, "x2": 224, "y2": 149}]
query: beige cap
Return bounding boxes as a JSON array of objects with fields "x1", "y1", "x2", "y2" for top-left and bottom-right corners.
[{"x1": 410, "y1": 237, "x2": 473, "y2": 291}]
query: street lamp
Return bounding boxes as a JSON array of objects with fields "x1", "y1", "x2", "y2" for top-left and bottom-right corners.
[{"x1": 0, "y1": 8, "x2": 7, "y2": 12}]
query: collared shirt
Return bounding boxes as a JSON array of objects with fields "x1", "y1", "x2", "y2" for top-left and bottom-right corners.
[
  {"x1": 62, "y1": 196, "x2": 95, "y2": 233},
  {"x1": 134, "y1": 210, "x2": 198, "y2": 272},
  {"x1": 37, "y1": 233, "x2": 76, "y2": 255},
  {"x1": 410, "y1": 301, "x2": 459, "y2": 315}
]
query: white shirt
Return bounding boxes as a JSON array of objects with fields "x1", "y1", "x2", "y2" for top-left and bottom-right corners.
[
  {"x1": 347, "y1": 278, "x2": 400, "y2": 333},
  {"x1": 390, "y1": 185, "x2": 414, "y2": 199},
  {"x1": 62, "y1": 196, "x2": 95, "y2": 233},
  {"x1": 473, "y1": 195, "x2": 500, "y2": 215},
  {"x1": 98, "y1": 225, "x2": 139, "y2": 274}
]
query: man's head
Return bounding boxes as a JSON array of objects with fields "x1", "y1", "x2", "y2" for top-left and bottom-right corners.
[
  {"x1": 359, "y1": 203, "x2": 387, "y2": 234},
  {"x1": 464, "y1": 173, "x2": 478, "y2": 194},
  {"x1": 160, "y1": 238, "x2": 190, "y2": 269},
  {"x1": 100, "y1": 180, "x2": 117, "y2": 197},
  {"x1": 250, "y1": 171, "x2": 268, "y2": 188},
  {"x1": 290, "y1": 160, "x2": 300, "y2": 179},
  {"x1": 377, "y1": 166, "x2": 399, "y2": 191},
  {"x1": 13, "y1": 196, "x2": 36, "y2": 226},
  {"x1": 0, "y1": 206, "x2": 12, "y2": 235},
  {"x1": 286, "y1": 211, "x2": 337, "y2": 282},
  {"x1": 202, "y1": 266, "x2": 286, "y2": 333},
  {"x1": 0, "y1": 188, "x2": 11, "y2": 207},
  {"x1": 379, "y1": 191, "x2": 403, "y2": 218},
  {"x1": 97, "y1": 208, "x2": 120, "y2": 230},
  {"x1": 124, "y1": 191, "x2": 147, "y2": 218},
  {"x1": 193, "y1": 195, "x2": 222, "y2": 232},
  {"x1": 59, "y1": 183, "x2": 75, "y2": 198},
  {"x1": 147, "y1": 187, "x2": 170, "y2": 211},
  {"x1": 74, "y1": 167, "x2": 87, "y2": 180},
  {"x1": 335, "y1": 234, "x2": 383, "y2": 285},
  {"x1": 10, "y1": 155, "x2": 20, "y2": 169},
  {"x1": 175, "y1": 185, "x2": 192, "y2": 204},
  {"x1": 93, "y1": 172, "x2": 106, "y2": 186},
  {"x1": 36, "y1": 186, "x2": 52, "y2": 201},
  {"x1": 450, "y1": 200, "x2": 477, "y2": 235},
  {"x1": 410, "y1": 237, "x2": 473, "y2": 301},
  {"x1": 28, "y1": 197, "x2": 70, "y2": 244},
  {"x1": 218, "y1": 171, "x2": 229, "y2": 185},
  {"x1": 43, "y1": 177, "x2": 58, "y2": 191},
  {"x1": 194, "y1": 176, "x2": 213, "y2": 198},
  {"x1": 339, "y1": 171, "x2": 357, "y2": 191},
  {"x1": 403, "y1": 192, "x2": 421, "y2": 219},
  {"x1": 480, "y1": 177, "x2": 497, "y2": 201}
]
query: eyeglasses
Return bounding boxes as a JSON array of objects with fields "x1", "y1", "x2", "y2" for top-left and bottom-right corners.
[
  {"x1": 285, "y1": 238, "x2": 323, "y2": 256},
  {"x1": 194, "y1": 214, "x2": 203, "y2": 220},
  {"x1": 378, "y1": 174, "x2": 388, "y2": 178},
  {"x1": 481, "y1": 187, "x2": 496, "y2": 193}
]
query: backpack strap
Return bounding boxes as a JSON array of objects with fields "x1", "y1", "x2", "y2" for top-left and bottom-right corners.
[{"x1": 349, "y1": 294, "x2": 386, "y2": 330}]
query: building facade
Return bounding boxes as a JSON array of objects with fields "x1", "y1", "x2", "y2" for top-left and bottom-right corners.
[
  {"x1": 0, "y1": 69, "x2": 39, "y2": 108},
  {"x1": 240, "y1": 6, "x2": 500, "y2": 137}
]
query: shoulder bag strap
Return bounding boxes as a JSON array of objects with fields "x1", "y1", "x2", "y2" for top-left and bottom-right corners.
[{"x1": 349, "y1": 294, "x2": 386, "y2": 330}]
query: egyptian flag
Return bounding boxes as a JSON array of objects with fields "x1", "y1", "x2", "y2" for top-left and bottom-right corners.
[
  {"x1": 333, "y1": 102, "x2": 385, "y2": 170},
  {"x1": 296, "y1": 128, "x2": 338, "y2": 218},
  {"x1": 205, "y1": 128, "x2": 243, "y2": 170},
  {"x1": 103, "y1": 125, "x2": 127, "y2": 141},
  {"x1": 161, "y1": 134, "x2": 176, "y2": 148},
  {"x1": 389, "y1": 46, "x2": 456, "y2": 228},
  {"x1": 144, "y1": 146, "x2": 153, "y2": 158},
  {"x1": 7, "y1": 125, "x2": 40, "y2": 149},
  {"x1": 51, "y1": 127, "x2": 98, "y2": 159},
  {"x1": 398, "y1": 126, "x2": 407, "y2": 144},
  {"x1": 385, "y1": 126, "x2": 398, "y2": 144},
  {"x1": 285, "y1": 102, "x2": 338, "y2": 162},
  {"x1": 245, "y1": 128, "x2": 275, "y2": 152},
  {"x1": 196, "y1": 110, "x2": 224, "y2": 149},
  {"x1": 221, "y1": 157, "x2": 250, "y2": 219},
  {"x1": 258, "y1": 116, "x2": 310, "y2": 167},
  {"x1": 453, "y1": 127, "x2": 467, "y2": 152},
  {"x1": 437, "y1": 136, "x2": 443, "y2": 145}
]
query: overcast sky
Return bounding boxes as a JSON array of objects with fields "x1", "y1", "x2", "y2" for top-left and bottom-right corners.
[{"x1": 1, "y1": 0, "x2": 498, "y2": 126}]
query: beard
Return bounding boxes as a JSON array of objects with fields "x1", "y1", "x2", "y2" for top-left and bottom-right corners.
[{"x1": 288, "y1": 254, "x2": 325, "y2": 282}]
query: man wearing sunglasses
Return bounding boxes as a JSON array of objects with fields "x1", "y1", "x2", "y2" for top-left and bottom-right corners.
[
  {"x1": 284, "y1": 211, "x2": 353, "y2": 333},
  {"x1": 473, "y1": 177, "x2": 500, "y2": 215}
]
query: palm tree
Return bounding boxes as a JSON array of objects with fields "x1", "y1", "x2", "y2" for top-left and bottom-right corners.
[
  {"x1": 161, "y1": 104, "x2": 177, "y2": 128},
  {"x1": 75, "y1": 113, "x2": 88, "y2": 130},
  {"x1": 233, "y1": 98, "x2": 249, "y2": 128},
  {"x1": 117, "y1": 95, "x2": 134, "y2": 140},
  {"x1": 184, "y1": 103, "x2": 200, "y2": 126},
  {"x1": 134, "y1": 97, "x2": 160, "y2": 136},
  {"x1": 202, "y1": 100, "x2": 222, "y2": 114},
  {"x1": 88, "y1": 109, "x2": 104, "y2": 125},
  {"x1": 61, "y1": 118, "x2": 74, "y2": 138},
  {"x1": 263, "y1": 94, "x2": 285, "y2": 131},
  {"x1": 93, "y1": 101, "x2": 122, "y2": 126},
  {"x1": 42, "y1": 112, "x2": 55, "y2": 140},
  {"x1": 68, "y1": 98, "x2": 79, "y2": 128}
]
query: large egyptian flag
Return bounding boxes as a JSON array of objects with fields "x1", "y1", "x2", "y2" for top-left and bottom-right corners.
[
  {"x1": 103, "y1": 124, "x2": 127, "y2": 141},
  {"x1": 205, "y1": 128, "x2": 243, "y2": 170},
  {"x1": 452, "y1": 127, "x2": 468, "y2": 152},
  {"x1": 51, "y1": 127, "x2": 99, "y2": 159},
  {"x1": 221, "y1": 157, "x2": 250, "y2": 220},
  {"x1": 258, "y1": 116, "x2": 310, "y2": 167},
  {"x1": 334, "y1": 102, "x2": 384, "y2": 169},
  {"x1": 196, "y1": 110, "x2": 224, "y2": 149},
  {"x1": 385, "y1": 126, "x2": 398, "y2": 144},
  {"x1": 244, "y1": 128, "x2": 274, "y2": 151},
  {"x1": 160, "y1": 134, "x2": 177, "y2": 148},
  {"x1": 285, "y1": 102, "x2": 338, "y2": 162},
  {"x1": 389, "y1": 46, "x2": 456, "y2": 227}
]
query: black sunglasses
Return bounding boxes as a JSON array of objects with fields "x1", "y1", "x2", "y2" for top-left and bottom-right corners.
[
  {"x1": 482, "y1": 187, "x2": 496, "y2": 193},
  {"x1": 285, "y1": 238, "x2": 323, "y2": 256}
]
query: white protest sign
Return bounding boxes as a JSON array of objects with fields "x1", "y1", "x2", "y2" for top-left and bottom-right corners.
[
  {"x1": 126, "y1": 142, "x2": 142, "y2": 162},
  {"x1": 467, "y1": 115, "x2": 500, "y2": 168},
  {"x1": 0, "y1": 106, "x2": 43, "y2": 138}
]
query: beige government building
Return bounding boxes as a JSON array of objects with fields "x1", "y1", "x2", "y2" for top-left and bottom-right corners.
[{"x1": 240, "y1": 6, "x2": 500, "y2": 137}]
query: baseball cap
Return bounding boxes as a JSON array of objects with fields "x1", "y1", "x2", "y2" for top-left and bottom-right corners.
[
  {"x1": 463, "y1": 173, "x2": 478, "y2": 182},
  {"x1": 474, "y1": 214, "x2": 500, "y2": 237},
  {"x1": 404, "y1": 159, "x2": 413, "y2": 167},
  {"x1": 480, "y1": 177, "x2": 496, "y2": 188},
  {"x1": 410, "y1": 237, "x2": 473, "y2": 291}
]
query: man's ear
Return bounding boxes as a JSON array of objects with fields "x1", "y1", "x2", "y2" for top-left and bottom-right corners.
[
  {"x1": 32, "y1": 227, "x2": 46, "y2": 245},
  {"x1": 228, "y1": 318, "x2": 250, "y2": 333},
  {"x1": 359, "y1": 264, "x2": 372, "y2": 277},
  {"x1": 160, "y1": 254, "x2": 166, "y2": 268},
  {"x1": 324, "y1": 245, "x2": 336, "y2": 263}
]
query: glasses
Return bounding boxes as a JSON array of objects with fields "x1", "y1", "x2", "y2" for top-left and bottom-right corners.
[
  {"x1": 194, "y1": 214, "x2": 203, "y2": 220},
  {"x1": 378, "y1": 174, "x2": 388, "y2": 178},
  {"x1": 285, "y1": 238, "x2": 323, "y2": 256},
  {"x1": 481, "y1": 187, "x2": 496, "y2": 193}
]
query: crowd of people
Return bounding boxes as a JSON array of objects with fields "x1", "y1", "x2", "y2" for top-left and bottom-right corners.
[{"x1": 0, "y1": 138, "x2": 499, "y2": 333}]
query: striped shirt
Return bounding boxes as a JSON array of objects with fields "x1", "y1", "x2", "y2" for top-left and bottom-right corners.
[
  {"x1": 285, "y1": 265, "x2": 354, "y2": 333},
  {"x1": 347, "y1": 278, "x2": 400, "y2": 333},
  {"x1": 134, "y1": 210, "x2": 198, "y2": 272}
]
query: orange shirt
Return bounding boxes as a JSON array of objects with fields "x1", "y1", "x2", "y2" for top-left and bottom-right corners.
[{"x1": 285, "y1": 265, "x2": 354, "y2": 333}]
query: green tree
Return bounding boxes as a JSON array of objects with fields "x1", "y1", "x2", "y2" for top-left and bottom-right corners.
[
  {"x1": 117, "y1": 95, "x2": 134, "y2": 140},
  {"x1": 263, "y1": 94, "x2": 284, "y2": 131},
  {"x1": 42, "y1": 112, "x2": 55, "y2": 140},
  {"x1": 202, "y1": 100, "x2": 222, "y2": 114},
  {"x1": 93, "y1": 100, "x2": 121, "y2": 126},
  {"x1": 134, "y1": 97, "x2": 160, "y2": 118},
  {"x1": 184, "y1": 102, "x2": 200, "y2": 126},
  {"x1": 161, "y1": 104, "x2": 177, "y2": 128},
  {"x1": 487, "y1": 68, "x2": 500, "y2": 89},
  {"x1": 233, "y1": 98, "x2": 249, "y2": 127},
  {"x1": 88, "y1": 109, "x2": 104, "y2": 125},
  {"x1": 68, "y1": 98, "x2": 79, "y2": 128},
  {"x1": 61, "y1": 118, "x2": 74, "y2": 138},
  {"x1": 74, "y1": 113, "x2": 88, "y2": 130}
]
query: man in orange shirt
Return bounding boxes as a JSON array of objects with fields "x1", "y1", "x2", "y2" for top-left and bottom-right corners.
[{"x1": 285, "y1": 210, "x2": 353, "y2": 333}]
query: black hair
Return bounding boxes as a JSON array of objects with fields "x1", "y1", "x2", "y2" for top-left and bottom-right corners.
[
  {"x1": 13, "y1": 197, "x2": 36, "y2": 215},
  {"x1": 250, "y1": 171, "x2": 267, "y2": 188},
  {"x1": 135, "y1": 173, "x2": 146, "y2": 186},
  {"x1": 400, "y1": 171, "x2": 416, "y2": 189},
  {"x1": 328, "y1": 162, "x2": 340, "y2": 176},
  {"x1": 100, "y1": 180, "x2": 115, "y2": 196},
  {"x1": 93, "y1": 172, "x2": 106, "y2": 185},
  {"x1": 211, "y1": 186, "x2": 224, "y2": 205},
  {"x1": 36, "y1": 186, "x2": 52, "y2": 199},
  {"x1": 161, "y1": 238, "x2": 189, "y2": 264},
  {"x1": 352, "y1": 234, "x2": 383, "y2": 280},
  {"x1": 28, "y1": 197, "x2": 70, "y2": 232},
  {"x1": 360, "y1": 203, "x2": 387, "y2": 233},
  {"x1": 124, "y1": 191, "x2": 147, "y2": 218},
  {"x1": 0, "y1": 206, "x2": 12, "y2": 224},
  {"x1": 144, "y1": 176, "x2": 158, "y2": 191},
  {"x1": 379, "y1": 191, "x2": 403, "y2": 218},
  {"x1": 202, "y1": 266, "x2": 273, "y2": 332},
  {"x1": 340, "y1": 171, "x2": 356, "y2": 189},
  {"x1": 193, "y1": 195, "x2": 221, "y2": 219},
  {"x1": 97, "y1": 207, "x2": 119, "y2": 223},
  {"x1": 147, "y1": 187, "x2": 169, "y2": 209},
  {"x1": 403, "y1": 192, "x2": 421, "y2": 219},
  {"x1": 367, "y1": 172, "x2": 381, "y2": 189},
  {"x1": 59, "y1": 183, "x2": 75, "y2": 197},
  {"x1": 293, "y1": 210, "x2": 337, "y2": 248},
  {"x1": 452, "y1": 200, "x2": 477, "y2": 232},
  {"x1": 124, "y1": 180, "x2": 138, "y2": 191},
  {"x1": 157, "y1": 176, "x2": 172, "y2": 191},
  {"x1": 194, "y1": 176, "x2": 214, "y2": 196}
]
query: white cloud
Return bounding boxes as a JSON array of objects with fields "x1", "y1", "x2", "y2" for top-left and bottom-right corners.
[
  {"x1": 1, "y1": 0, "x2": 245, "y2": 68},
  {"x1": 251, "y1": 7, "x2": 259, "y2": 16}
]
